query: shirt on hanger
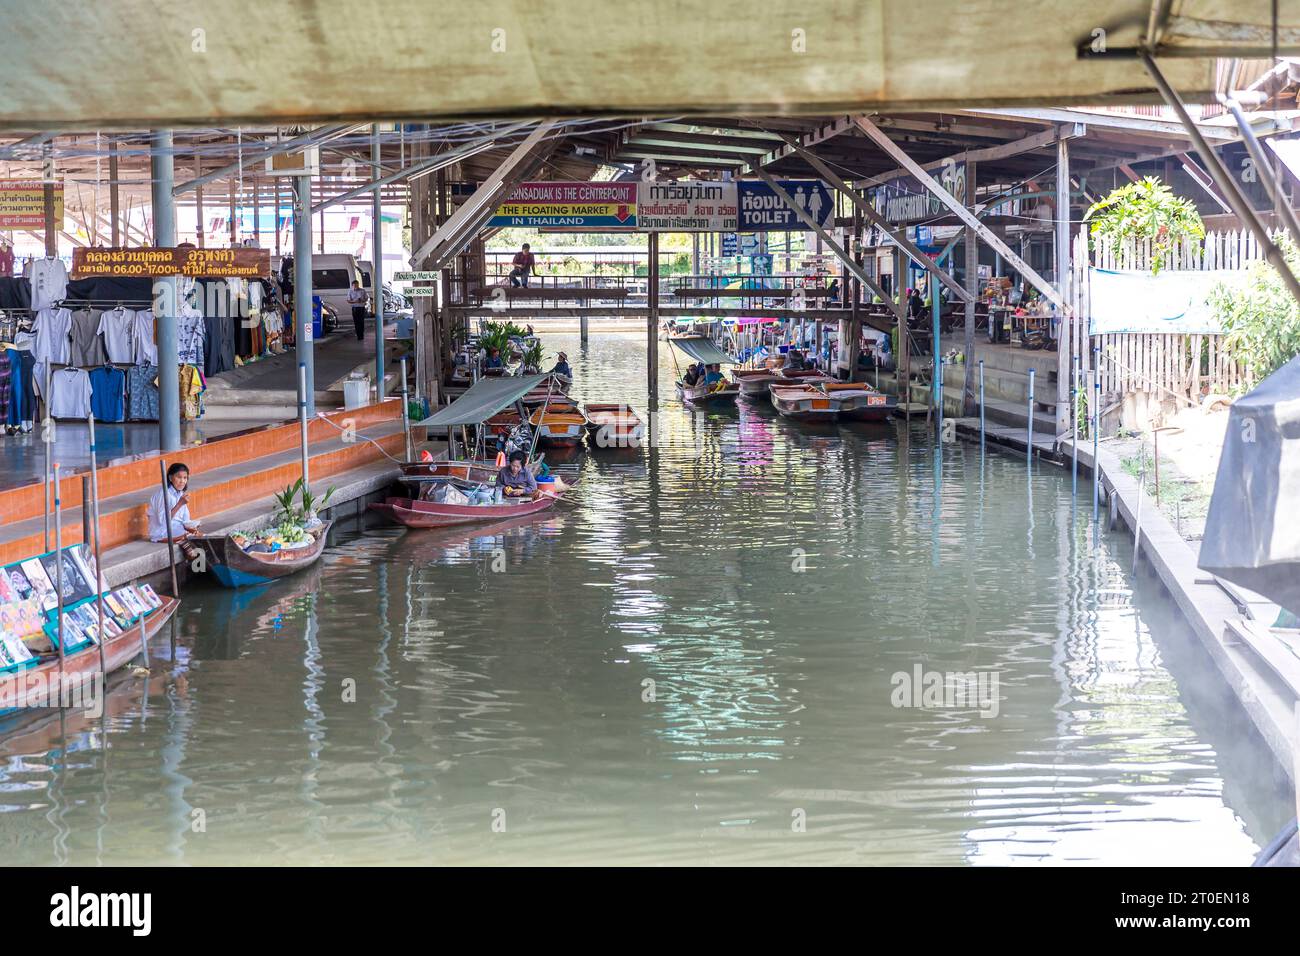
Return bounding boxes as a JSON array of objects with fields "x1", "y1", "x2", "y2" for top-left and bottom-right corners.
[
  {"x1": 177, "y1": 307, "x2": 206, "y2": 366},
  {"x1": 131, "y1": 309, "x2": 157, "y2": 365},
  {"x1": 68, "y1": 307, "x2": 106, "y2": 366},
  {"x1": 98, "y1": 307, "x2": 135, "y2": 363},
  {"x1": 25, "y1": 257, "x2": 68, "y2": 311},
  {"x1": 88, "y1": 365, "x2": 126, "y2": 422},
  {"x1": 48, "y1": 366, "x2": 92, "y2": 419},
  {"x1": 31, "y1": 307, "x2": 72, "y2": 392}
]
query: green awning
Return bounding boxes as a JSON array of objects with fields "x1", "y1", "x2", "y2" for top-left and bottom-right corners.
[
  {"x1": 419, "y1": 374, "x2": 548, "y2": 428},
  {"x1": 667, "y1": 335, "x2": 732, "y2": 365}
]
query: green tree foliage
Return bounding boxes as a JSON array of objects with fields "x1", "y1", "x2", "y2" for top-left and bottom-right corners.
[
  {"x1": 1210, "y1": 238, "x2": 1300, "y2": 389},
  {"x1": 1084, "y1": 177, "x2": 1204, "y2": 274}
]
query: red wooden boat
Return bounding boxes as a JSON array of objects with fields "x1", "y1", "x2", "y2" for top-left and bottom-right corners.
[
  {"x1": 768, "y1": 384, "x2": 842, "y2": 422},
  {"x1": 0, "y1": 597, "x2": 180, "y2": 711},
  {"x1": 818, "y1": 382, "x2": 897, "y2": 422},
  {"x1": 370, "y1": 490, "x2": 565, "y2": 528}
]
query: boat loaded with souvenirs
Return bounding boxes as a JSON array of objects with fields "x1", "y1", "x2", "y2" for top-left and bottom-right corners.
[
  {"x1": 373, "y1": 374, "x2": 574, "y2": 529},
  {"x1": 0, "y1": 543, "x2": 177, "y2": 712}
]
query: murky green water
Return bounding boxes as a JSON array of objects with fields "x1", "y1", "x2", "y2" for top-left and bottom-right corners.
[{"x1": 0, "y1": 332, "x2": 1290, "y2": 865}]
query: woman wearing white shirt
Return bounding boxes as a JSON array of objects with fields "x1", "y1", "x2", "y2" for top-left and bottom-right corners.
[{"x1": 148, "y1": 463, "x2": 201, "y2": 556}]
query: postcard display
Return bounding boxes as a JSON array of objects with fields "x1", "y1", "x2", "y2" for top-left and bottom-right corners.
[{"x1": 0, "y1": 544, "x2": 164, "y2": 672}]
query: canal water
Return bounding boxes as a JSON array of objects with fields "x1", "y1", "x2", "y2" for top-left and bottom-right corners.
[{"x1": 0, "y1": 331, "x2": 1291, "y2": 865}]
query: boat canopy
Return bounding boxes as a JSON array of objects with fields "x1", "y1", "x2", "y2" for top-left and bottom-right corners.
[
  {"x1": 419, "y1": 374, "x2": 549, "y2": 428},
  {"x1": 668, "y1": 335, "x2": 733, "y2": 366},
  {"x1": 1199, "y1": 355, "x2": 1300, "y2": 614}
]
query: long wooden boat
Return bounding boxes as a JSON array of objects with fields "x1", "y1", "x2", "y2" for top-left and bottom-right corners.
[
  {"x1": 528, "y1": 406, "x2": 588, "y2": 446},
  {"x1": 769, "y1": 384, "x2": 843, "y2": 423},
  {"x1": 401, "y1": 458, "x2": 505, "y2": 483},
  {"x1": 370, "y1": 490, "x2": 565, "y2": 529},
  {"x1": 676, "y1": 378, "x2": 740, "y2": 407},
  {"x1": 730, "y1": 368, "x2": 785, "y2": 397},
  {"x1": 584, "y1": 403, "x2": 646, "y2": 450},
  {"x1": 818, "y1": 382, "x2": 897, "y2": 422},
  {"x1": 192, "y1": 521, "x2": 332, "y2": 588},
  {"x1": 779, "y1": 367, "x2": 834, "y2": 382},
  {"x1": 0, "y1": 597, "x2": 180, "y2": 712}
]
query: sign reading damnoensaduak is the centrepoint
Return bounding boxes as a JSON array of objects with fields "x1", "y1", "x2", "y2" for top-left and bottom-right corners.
[{"x1": 487, "y1": 179, "x2": 832, "y2": 231}]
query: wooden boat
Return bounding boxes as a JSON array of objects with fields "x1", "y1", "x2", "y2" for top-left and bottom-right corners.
[
  {"x1": 779, "y1": 367, "x2": 834, "y2": 382},
  {"x1": 192, "y1": 521, "x2": 332, "y2": 588},
  {"x1": 401, "y1": 458, "x2": 505, "y2": 483},
  {"x1": 676, "y1": 378, "x2": 740, "y2": 407},
  {"x1": 817, "y1": 382, "x2": 897, "y2": 421},
  {"x1": 769, "y1": 384, "x2": 843, "y2": 423},
  {"x1": 528, "y1": 406, "x2": 588, "y2": 446},
  {"x1": 0, "y1": 597, "x2": 180, "y2": 712},
  {"x1": 730, "y1": 367, "x2": 784, "y2": 397},
  {"x1": 584, "y1": 403, "x2": 646, "y2": 450},
  {"x1": 370, "y1": 488, "x2": 566, "y2": 529}
]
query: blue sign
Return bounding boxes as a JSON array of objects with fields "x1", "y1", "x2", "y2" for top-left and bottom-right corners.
[
  {"x1": 738, "y1": 180, "x2": 833, "y2": 231},
  {"x1": 915, "y1": 226, "x2": 933, "y2": 246}
]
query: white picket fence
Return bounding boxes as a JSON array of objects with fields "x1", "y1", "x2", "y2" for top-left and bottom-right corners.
[{"x1": 1072, "y1": 227, "x2": 1256, "y2": 402}]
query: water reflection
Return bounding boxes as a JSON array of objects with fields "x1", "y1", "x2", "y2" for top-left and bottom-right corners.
[{"x1": 0, "y1": 331, "x2": 1288, "y2": 865}]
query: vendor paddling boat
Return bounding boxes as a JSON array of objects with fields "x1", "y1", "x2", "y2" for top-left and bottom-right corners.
[
  {"x1": 584, "y1": 403, "x2": 646, "y2": 450},
  {"x1": 192, "y1": 521, "x2": 332, "y2": 588}
]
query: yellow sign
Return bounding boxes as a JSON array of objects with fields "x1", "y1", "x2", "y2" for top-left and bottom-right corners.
[{"x1": 0, "y1": 179, "x2": 63, "y2": 230}]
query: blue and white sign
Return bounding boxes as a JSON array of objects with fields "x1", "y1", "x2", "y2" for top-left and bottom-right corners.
[
  {"x1": 722, "y1": 232, "x2": 762, "y2": 257},
  {"x1": 1088, "y1": 268, "x2": 1245, "y2": 335},
  {"x1": 738, "y1": 179, "x2": 833, "y2": 231}
]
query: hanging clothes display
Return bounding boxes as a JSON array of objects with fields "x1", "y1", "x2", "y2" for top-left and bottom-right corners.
[
  {"x1": 0, "y1": 244, "x2": 13, "y2": 278},
  {"x1": 97, "y1": 306, "x2": 135, "y2": 364},
  {"x1": 30, "y1": 307, "x2": 72, "y2": 392},
  {"x1": 88, "y1": 365, "x2": 126, "y2": 422},
  {"x1": 179, "y1": 364, "x2": 205, "y2": 420},
  {"x1": 177, "y1": 305, "x2": 206, "y2": 366},
  {"x1": 68, "y1": 307, "x2": 106, "y2": 367},
  {"x1": 202, "y1": 314, "x2": 236, "y2": 376},
  {"x1": 24, "y1": 257, "x2": 68, "y2": 311},
  {"x1": 0, "y1": 277, "x2": 31, "y2": 310},
  {"x1": 126, "y1": 364, "x2": 159, "y2": 421},
  {"x1": 0, "y1": 346, "x2": 10, "y2": 422},
  {"x1": 4, "y1": 347, "x2": 35, "y2": 429},
  {"x1": 131, "y1": 309, "x2": 157, "y2": 365},
  {"x1": 47, "y1": 366, "x2": 92, "y2": 419}
]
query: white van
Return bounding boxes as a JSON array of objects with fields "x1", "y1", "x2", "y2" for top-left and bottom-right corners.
[{"x1": 272, "y1": 253, "x2": 364, "y2": 319}]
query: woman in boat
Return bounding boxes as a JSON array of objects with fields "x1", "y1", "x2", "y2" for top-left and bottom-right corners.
[
  {"x1": 484, "y1": 347, "x2": 504, "y2": 370},
  {"x1": 496, "y1": 450, "x2": 538, "y2": 501},
  {"x1": 551, "y1": 351, "x2": 573, "y2": 380},
  {"x1": 682, "y1": 363, "x2": 702, "y2": 388},
  {"x1": 703, "y1": 364, "x2": 724, "y2": 388},
  {"x1": 148, "y1": 462, "x2": 201, "y2": 559}
]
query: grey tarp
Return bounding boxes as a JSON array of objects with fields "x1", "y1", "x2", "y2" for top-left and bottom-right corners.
[
  {"x1": 418, "y1": 374, "x2": 548, "y2": 428},
  {"x1": 668, "y1": 335, "x2": 733, "y2": 366},
  {"x1": 1199, "y1": 355, "x2": 1300, "y2": 614}
]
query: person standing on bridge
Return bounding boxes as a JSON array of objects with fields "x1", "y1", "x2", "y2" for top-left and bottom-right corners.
[
  {"x1": 510, "y1": 243, "x2": 536, "y2": 288},
  {"x1": 347, "y1": 280, "x2": 368, "y2": 341}
]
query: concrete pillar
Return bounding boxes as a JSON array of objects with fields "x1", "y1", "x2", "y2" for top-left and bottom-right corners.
[
  {"x1": 151, "y1": 130, "x2": 182, "y2": 452},
  {"x1": 372, "y1": 125, "x2": 386, "y2": 398},
  {"x1": 252, "y1": 179, "x2": 260, "y2": 245},
  {"x1": 42, "y1": 145, "x2": 56, "y2": 257},
  {"x1": 647, "y1": 231, "x2": 659, "y2": 407},
  {"x1": 293, "y1": 174, "x2": 315, "y2": 416},
  {"x1": 109, "y1": 141, "x2": 120, "y2": 247},
  {"x1": 963, "y1": 160, "x2": 978, "y2": 413},
  {"x1": 194, "y1": 154, "x2": 204, "y2": 248},
  {"x1": 1055, "y1": 135, "x2": 1071, "y2": 435}
]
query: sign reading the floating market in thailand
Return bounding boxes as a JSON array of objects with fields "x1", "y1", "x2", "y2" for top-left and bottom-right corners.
[
  {"x1": 737, "y1": 179, "x2": 833, "y2": 231},
  {"x1": 71, "y1": 246, "x2": 271, "y2": 279},
  {"x1": 638, "y1": 180, "x2": 738, "y2": 232},
  {"x1": 488, "y1": 181, "x2": 638, "y2": 229},
  {"x1": 0, "y1": 179, "x2": 63, "y2": 230}
]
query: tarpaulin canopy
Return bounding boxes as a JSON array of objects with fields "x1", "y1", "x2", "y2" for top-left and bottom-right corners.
[
  {"x1": 1199, "y1": 356, "x2": 1300, "y2": 614},
  {"x1": 667, "y1": 335, "x2": 733, "y2": 365},
  {"x1": 419, "y1": 374, "x2": 547, "y2": 428}
]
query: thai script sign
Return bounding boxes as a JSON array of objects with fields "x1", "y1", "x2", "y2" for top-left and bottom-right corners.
[
  {"x1": 737, "y1": 179, "x2": 833, "y2": 230},
  {"x1": 72, "y1": 246, "x2": 271, "y2": 279},
  {"x1": 868, "y1": 162, "x2": 967, "y2": 224},
  {"x1": 638, "y1": 181, "x2": 737, "y2": 231},
  {"x1": 0, "y1": 179, "x2": 63, "y2": 230}
]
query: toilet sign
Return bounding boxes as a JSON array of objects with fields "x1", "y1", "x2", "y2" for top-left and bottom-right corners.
[{"x1": 737, "y1": 179, "x2": 832, "y2": 231}]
